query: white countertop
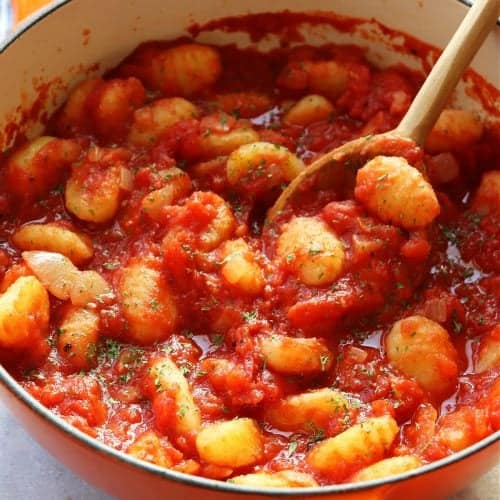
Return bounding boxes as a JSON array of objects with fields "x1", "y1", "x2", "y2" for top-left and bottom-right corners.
[{"x1": 0, "y1": 399, "x2": 498, "y2": 500}]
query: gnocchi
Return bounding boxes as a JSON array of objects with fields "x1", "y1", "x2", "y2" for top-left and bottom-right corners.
[
  {"x1": 13, "y1": 223, "x2": 93, "y2": 265},
  {"x1": 259, "y1": 334, "x2": 332, "y2": 375},
  {"x1": 385, "y1": 315, "x2": 459, "y2": 399},
  {"x1": 355, "y1": 156, "x2": 440, "y2": 229},
  {"x1": 65, "y1": 162, "x2": 128, "y2": 223},
  {"x1": 264, "y1": 388, "x2": 351, "y2": 432},
  {"x1": 230, "y1": 470, "x2": 318, "y2": 487},
  {"x1": 4, "y1": 137, "x2": 81, "y2": 201},
  {"x1": 140, "y1": 167, "x2": 192, "y2": 221},
  {"x1": 283, "y1": 94, "x2": 335, "y2": 126},
  {"x1": 148, "y1": 356, "x2": 201, "y2": 436},
  {"x1": 128, "y1": 98, "x2": 199, "y2": 146},
  {"x1": 151, "y1": 44, "x2": 222, "y2": 97},
  {"x1": 306, "y1": 416, "x2": 399, "y2": 479},
  {"x1": 276, "y1": 216, "x2": 345, "y2": 286},
  {"x1": 226, "y1": 141, "x2": 305, "y2": 193},
  {"x1": 219, "y1": 239, "x2": 265, "y2": 295},
  {"x1": 57, "y1": 306, "x2": 100, "y2": 371},
  {"x1": 196, "y1": 418, "x2": 263, "y2": 468},
  {"x1": 350, "y1": 455, "x2": 422, "y2": 482},
  {"x1": 425, "y1": 109, "x2": 483, "y2": 154},
  {"x1": 0, "y1": 276, "x2": 49, "y2": 350},
  {"x1": 118, "y1": 259, "x2": 177, "y2": 344},
  {"x1": 475, "y1": 325, "x2": 500, "y2": 373}
]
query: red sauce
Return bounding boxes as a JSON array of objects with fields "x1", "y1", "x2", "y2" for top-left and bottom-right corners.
[{"x1": 0, "y1": 13, "x2": 498, "y2": 487}]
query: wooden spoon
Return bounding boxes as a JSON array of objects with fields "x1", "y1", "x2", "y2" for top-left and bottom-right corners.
[{"x1": 267, "y1": 0, "x2": 499, "y2": 221}]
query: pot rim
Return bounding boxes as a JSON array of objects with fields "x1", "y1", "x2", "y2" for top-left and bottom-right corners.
[{"x1": 0, "y1": 0, "x2": 499, "y2": 496}]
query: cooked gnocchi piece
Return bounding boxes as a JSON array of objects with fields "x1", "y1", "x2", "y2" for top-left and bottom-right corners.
[
  {"x1": 128, "y1": 98, "x2": 199, "y2": 146},
  {"x1": 212, "y1": 92, "x2": 272, "y2": 118},
  {"x1": 57, "y1": 306, "x2": 100, "y2": 371},
  {"x1": 196, "y1": 418, "x2": 263, "y2": 468},
  {"x1": 306, "y1": 416, "x2": 399, "y2": 479},
  {"x1": 4, "y1": 136, "x2": 81, "y2": 201},
  {"x1": 127, "y1": 431, "x2": 173, "y2": 467},
  {"x1": 226, "y1": 141, "x2": 305, "y2": 193},
  {"x1": 425, "y1": 109, "x2": 483, "y2": 153},
  {"x1": 197, "y1": 125, "x2": 260, "y2": 160},
  {"x1": 471, "y1": 170, "x2": 500, "y2": 215},
  {"x1": 151, "y1": 44, "x2": 222, "y2": 97},
  {"x1": 219, "y1": 239, "x2": 265, "y2": 295},
  {"x1": 260, "y1": 334, "x2": 332, "y2": 375},
  {"x1": 12, "y1": 223, "x2": 93, "y2": 265},
  {"x1": 350, "y1": 455, "x2": 422, "y2": 482},
  {"x1": 385, "y1": 315, "x2": 459, "y2": 399},
  {"x1": 56, "y1": 78, "x2": 101, "y2": 134},
  {"x1": 283, "y1": 94, "x2": 335, "y2": 126},
  {"x1": 230, "y1": 470, "x2": 318, "y2": 488},
  {"x1": 276, "y1": 216, "x2": 345, "y2": 286},
  {"x1": 65, "y1": 163, "x2": 127, "y2": 223},
  {"x1": 355, "y1": 156, "x2": 440, "y2": 230},
  {"x1": 476, "y1": 325, "x2": 500, "y2": 373},
  {"x1": 264, "y1": 388, "x2": 350, "y2": 432},
  {"x1": 148, "y1": 356, "x2": 201, "y2": 435},
  {"x1": 0, "y1": 276, "x2": 50, "y2": 350},
  {"x1": 118, "y1": 259, "x2": 177, "y2": 344},
  {"x1": 193, "y1": 192, "x2": 236, "y2": 251},
  {"x1": 278, "y1": 60, "x2": 348, "y2": 100},
  {"x1": 140, "y1": 167, "x2": 192, "y2": 221}
]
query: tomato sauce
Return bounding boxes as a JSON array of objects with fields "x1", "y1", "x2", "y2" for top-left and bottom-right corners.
[{"x1": 0, "y1": 12, "x2": 498, "y2": 487}]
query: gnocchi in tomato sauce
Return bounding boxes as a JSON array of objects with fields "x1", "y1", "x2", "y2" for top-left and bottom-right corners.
[{"x1": 0, "y1": 33, "x2": 498, "y2": 488}]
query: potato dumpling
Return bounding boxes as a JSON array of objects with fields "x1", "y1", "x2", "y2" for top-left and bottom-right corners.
[
  {"x1": 355, "y1": 156, "x2": 440, "y2": 230},
  {"x1": 0, "y1": 276, "x2": 49, "y2": 350},
  {"x1": 128, "y1": 98, "x2": 199, "y2": 146},
  {"x1": 283, "y1": 94, "x2": 335, "y2": 126},
  {"x1": 230, "y1": 470, "x2": 318, "y2": 488},
  {"x1": 306, "y1": 416, "x2": 398, "y2": 479},
  {"x1": 65, "y1": 163, "x2": 126, "y2": 223},
  {"x1": 278, "y1": 60, "x2": 348, "y2": 100},
  {"x1": 92, "y1": 77, "x2": 146, "y2": 140},
  {"x1": 219, "y1": 239, "x2": 265, "y2": 295},
  {"x1": 425, "y1": 109, "x2": 483, "y2": 154},
  {"x1": 196, "y1": 418, "x2": 263, "y2": 468},
  {"x1": 193, "y1": 192, "x2": 236, "y2": 251},
  {"x1": 56, "y1": 78, "x2": 101, "y2": 133},
  {"x1": 471, "y1": 170, "x2": 500, "y2": 215},
  {"x1": 264, "y1": 388, "x2": 350, "y2": 432},
  {"x1": 476, "y1": 325, "x2": 500, "y2": 373},
  {"x1": 4, "y1": 136, "x2": 81, "y2": 201},
  {"x1": 226, "y1": 141, "x2": 304, "y2": 193},
  {"x1": 151, "y1": 43, "x2": 222, "y2": 97},
  {"x1": 197, "y1": 126, "x2": 260, "y2": 160},
  {"x1": 127, "y1": 431, "x2": 173, "y2": 467},
  {"x1": 57, "y1": 306, "x2": 100, "y2": 371},
  {"x1": 351, "y1": 455, "x2": 422, "y2": 482},
  {"x1": 212, "y1": 92, "x2": 272, "y2": 118},
  {"x1": 119, "y1": 260, "x2": 177, "y2": 344},
  {"x1": 276, "y1": 216, "x2": 345, "y2": 286},
  {"x1": 148, "y1": 356, "x2": 201, "y2": 436},
  {"x1": 140, "y1": 167, "x2": 192, "y2": 221},
  {"x1": 12, "y1": 223, "x2": 93, "y2": 265},
  {"x1": 57, "y1": 77, "x2": 145, "y2": 140},
  {"x1": 385, "y1": 315, "x2": 459, "y2": 399},
  {"x1": 260, "y1": 334, "x2": 332, "y2": 375}
]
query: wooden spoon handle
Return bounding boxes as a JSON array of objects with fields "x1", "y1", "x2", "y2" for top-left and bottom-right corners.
[{"x1": 395, "y1": 0, "x2": 499, "y2": 145}]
